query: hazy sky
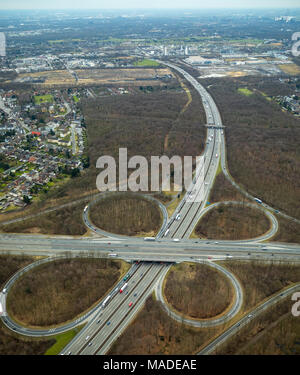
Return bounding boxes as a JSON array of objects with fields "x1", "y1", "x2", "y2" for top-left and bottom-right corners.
[{"x1": 0, "y1": 0, "x2": 300, "y2": 10}]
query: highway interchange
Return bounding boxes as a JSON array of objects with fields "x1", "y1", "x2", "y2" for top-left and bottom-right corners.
[{"x1": 0, "y1": 61, "x2": 299, "y2": 355}]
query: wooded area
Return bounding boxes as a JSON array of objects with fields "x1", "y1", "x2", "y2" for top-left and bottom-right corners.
[
  {"x1": 1, "y1": 203, "x2": 87, "y2": 235},
  {"x1": 195, "y1": 204, "x2": 270, "y2": 240},
  {"x1": 202, "y1": 77, "x2": 300, "y2": 219},
  {"x1": 164, "y1": 263, "x2": 233, "y2": 319},
  {"x1": 89, "y1": 194, "x2": 162, "y2": 236},
  {"x1": 221, "y1": 260, "x2": 300, "y2": 311},
  {"x1": 6, "y1": 258, "x2": 126, "y2": 326}
]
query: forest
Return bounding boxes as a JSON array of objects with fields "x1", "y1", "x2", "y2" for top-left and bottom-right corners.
[{"x1": 202, "y1": 76, "x2": 300, "y2": 220}]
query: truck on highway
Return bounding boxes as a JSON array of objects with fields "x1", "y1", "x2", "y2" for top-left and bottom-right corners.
[
  {"x1": 102, "y1": 295, "x2": 111, "y2": 308},
  {"x1": 84, "y1": 205, "x2": 88, "y2": 212},
  {"x1": 164, "y1": 228, "x2": 170, "y2": 237},
  {"x1": 144, "y1": 237, "x2": 156, "y2": 241},
  {"x1": 119, "y1": 283, "x2": 128, "y2": 293},
  {"x1": 254, "y1": 198, "x2": 262, "y2": 204},
  {"x1": 108, "y1": 253, "x2": 117, "y2": 257}
]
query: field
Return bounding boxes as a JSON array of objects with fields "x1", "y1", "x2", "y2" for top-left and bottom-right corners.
[
  {"x1": 194, "y1": 204, "x2": 270, "y2": 240},
  {"x1": 134, "y1": 59, "x2": 160, "y2": 67},
  {"x1": 75, "y1": 68, "x2": 174, "y2": 86},
  {"x1": 44, "y1": 324, "x2": 85, "y2": 355},
  {"x1": 16, "y1": 70, "x2": 76, "y2": 86},
  {"x1": 164, "y1": 263, "x2": 234, "y2": 319},
  {"x1": 6, "y1": 258, "x2": 130, "y2": 327},
  {"x1": 89, "y1": 194, "x2": 162, "y2": 236},
  {"x1": 279, "y1": 63, "x2": 300, "y2": 76},
  {"x1": 34, "y1": 94, "x2": 54, "y2": 104},
  {"x1": 15, "y1": 68, "x2": 175, "y2": 87},
  {"x1": 237, "y1": 88, "x2": 253, "y2": 96}
]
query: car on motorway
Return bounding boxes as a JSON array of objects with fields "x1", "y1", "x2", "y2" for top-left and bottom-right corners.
[
  {"x1": 175, "y1": 214, "x2": 181, "y2": 221},
  {"x1": 134, "y1": 293, "x2": 137, "y2": 297},
  {"x1": 107, "y1": 321, "x2": 111, "y2": 326},
  {"x1": 2, "y1": 288, "x2": 7, "y2": 294},
  {"x1": 97, "y1": 319, "x2": 101, "y2": 324},
  {"x1": 215, "y1": 241, "x2": 219, "y2": 244},
  {"x1": 236, "y1": 323, "x2": 240, "y2": 327},
  {"x1": 215, "y1": 154, "x2": 218, "y2": 158},
  {"x1": 248, "y1": 314, "x2": 253, "y2": 318},
  {"x1": 88, "y1": 342, "x2": 93, "y2": 346},
  {"x1": 173, "y1": 238, "x2": 180, "y2": 242},
  {"x1": 85, "y1": 336, "x2": 90, "y2": 340},
  {"x1": 129, "y1": 302, "x2": 133, "y2": 307}
]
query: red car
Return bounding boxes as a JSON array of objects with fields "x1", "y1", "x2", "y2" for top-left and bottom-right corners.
[{"x1": 129, "y1": 302, "x2": 133, "y2": 307}]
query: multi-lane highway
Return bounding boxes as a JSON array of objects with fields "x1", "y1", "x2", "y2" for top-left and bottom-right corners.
[
  {"x1": 60, "y1": 262, "x2": 168, "y2": 355},
  {"x1": 0, "y1": 60, "x2": 299, "y2": 356},
  {"x1": 156, "y1": 60, "x2": 224, "y2": 240}
]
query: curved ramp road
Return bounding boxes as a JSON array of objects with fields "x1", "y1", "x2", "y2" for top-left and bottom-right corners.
[
  {"x1": 84, "y1": 193, "x2": 168, "y2": 240},
  {"x1": 194, "y1": 201, "x2": 279, "y2": 243},
  {"x1": 155, "y1": 261, "x2": 243, "y2": 328},
  {"x1": 198, "y1": 283, "x2": 300, "y2": 355},
  {"x1": 219, "y1": 114, "x2": 300, "y2": 226},
  {"x1": 0, "y1": 255, "x2": 138, "y2": 337},
  {"x1": 0, "y1": 62, "x2": 299, "y2": 355}
]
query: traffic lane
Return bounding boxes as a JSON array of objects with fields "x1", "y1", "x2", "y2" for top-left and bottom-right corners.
[
  {"x1": 97, "y1": 265, "x2": 169, "y2": 354},
  {"x1": 80, "y1": 264, "x2": 163, "y2": 354},
  {"x1": 63, "y1": 262, "x2": 151, "y2": 354}
]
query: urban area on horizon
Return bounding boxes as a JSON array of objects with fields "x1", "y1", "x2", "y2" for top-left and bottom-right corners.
[{"x1": 0, "y1": 4, "x2": 299, "y2": 361}]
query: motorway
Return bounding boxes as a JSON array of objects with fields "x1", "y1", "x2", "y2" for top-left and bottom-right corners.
[
  {"x1": 197, "y1": 283, "x2": 300, "y2": 355},
  {"x1": 61, "y1": 262, "x2": 168, "y2": 355},
  {"x1": 1, "y1": 234, "x2": 300, "y2": 261},
  {"x1": 0, "y1": 60, "x2": 299, "y2": 355}
]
